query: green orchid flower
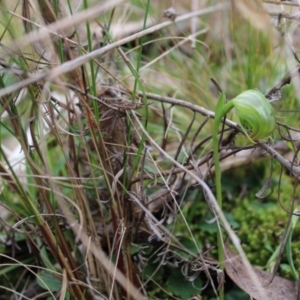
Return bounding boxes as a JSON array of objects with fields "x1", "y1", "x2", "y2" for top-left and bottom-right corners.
[{"x1": 230, "y1": 89, "x2": 276, "y2": 140}]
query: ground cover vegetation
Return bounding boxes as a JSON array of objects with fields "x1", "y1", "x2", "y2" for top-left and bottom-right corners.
[{"x1": 0, "y1": 0, "x2": 300, "y2": 299}]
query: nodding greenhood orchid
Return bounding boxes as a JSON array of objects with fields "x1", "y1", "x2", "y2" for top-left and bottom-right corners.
[
  {"x1": 212, "y1": 89, "x2": 276, "y2": 300},
  {"x1": 229, "y1": 89, "x2": 276, "y2": 140},
  {"x1": 215, "y1": 89, "x2": 276, "y2": 142}
]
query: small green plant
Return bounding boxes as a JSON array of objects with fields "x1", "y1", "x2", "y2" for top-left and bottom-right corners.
[{"x1": 213, "y1": 89, "x2": 276, "y2": 299}]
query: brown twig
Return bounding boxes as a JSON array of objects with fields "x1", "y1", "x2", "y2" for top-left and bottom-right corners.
[
  {"x1": 263, "y1": 0, "x2": 300, "y2": 7},
  {"x1": 265, "y1": 66, "x2": 300, "y2": 99}
]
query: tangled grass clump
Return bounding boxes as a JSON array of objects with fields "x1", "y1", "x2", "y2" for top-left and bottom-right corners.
[{"x1": 0, "y1": 1, "x2": 300, "y2": 300}]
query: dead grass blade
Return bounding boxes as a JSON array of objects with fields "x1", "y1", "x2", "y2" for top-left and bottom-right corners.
[
  {"x1": 232, "y1": 0, "x2": 271, "y2": 30},
  {"x1": 0, "y1": 3, "x2": 228, "y2": 98}
]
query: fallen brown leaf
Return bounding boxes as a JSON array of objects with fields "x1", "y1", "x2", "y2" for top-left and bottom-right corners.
[{"x1": 224, "y1": 245, "x2": 298, "y2": 300}]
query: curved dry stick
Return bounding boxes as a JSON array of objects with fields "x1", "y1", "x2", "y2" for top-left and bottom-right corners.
[{"x1": 258, "y1": 141, "x2": 300, "y2": 179}]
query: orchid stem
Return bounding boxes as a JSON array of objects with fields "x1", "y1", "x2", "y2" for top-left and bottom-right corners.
[{"x1": 213, "y1": 94, "x2": 233, "y2": 300}]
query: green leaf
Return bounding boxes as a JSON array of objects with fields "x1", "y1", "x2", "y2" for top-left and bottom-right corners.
[
  {"x1": 142, "y1": 259, "x2": 164, "y2": 281},
  {"x1": 37, "y1": 270, "x2": 61, "y2": 292},
  {"x1": 216, "y1": 93, "x2": 226, "y2": 116},
  {"x1": 224, "y1": 212, "x2": 240, "y2": 229},
  {"x1": 167, "y1": 269, "x2": 202, "y2": 299},
  {"x1": 210, "y1": 287, "x2": 249, "y2": 300},
  {"x1": 280, "y1": 263, "x2": 292, "y2": 273},
  {"x1": 181, "y1": 238, "x2": 202, "y2": 256},
  {"x1": 225, "y1": 287, "x2": 250, "y2": 300}
]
